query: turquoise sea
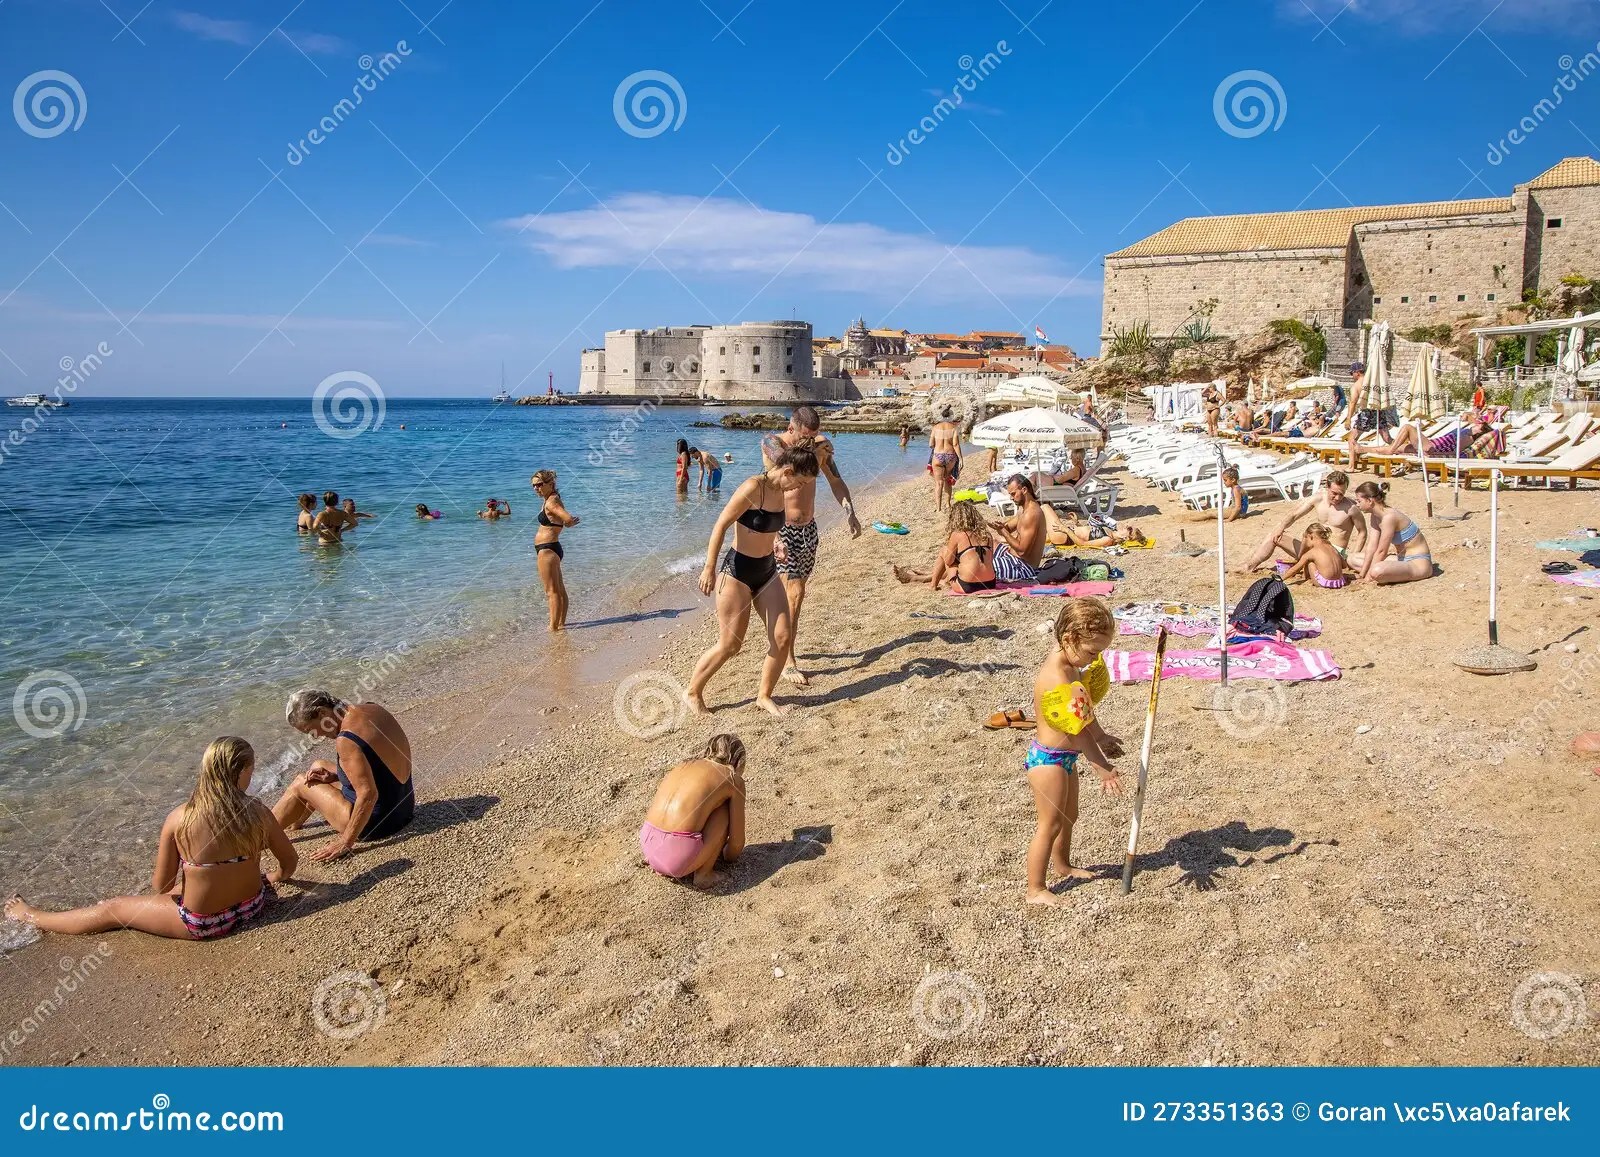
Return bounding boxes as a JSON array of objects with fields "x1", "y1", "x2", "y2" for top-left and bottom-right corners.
[{"x1": 0, "y1": 397, "x2": 916, "y2": 921}]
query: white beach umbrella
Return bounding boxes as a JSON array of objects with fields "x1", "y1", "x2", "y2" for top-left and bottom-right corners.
[
  {"x1": 1282, "y1": 375, "x2": 1339, "y2": 395},
  {"x1": 970, "y1": 406, "x2": 1100, "y2": 450},
  {"x1": 1406, "y1": 342, "x2": 1445, "y2": 421}
]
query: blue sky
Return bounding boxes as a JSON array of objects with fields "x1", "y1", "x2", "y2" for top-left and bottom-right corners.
[{"x1": 1, "y1": 0, "x2": 1598, "y2": 396}]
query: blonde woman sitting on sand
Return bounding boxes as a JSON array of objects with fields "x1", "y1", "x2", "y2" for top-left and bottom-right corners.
[
  {"x1": 687, "y1": 443, "x2": 820, "y2": 717},
  {"x1": 639, "y1": 734, "x2": 747, "y2": 889},
  {"x1": 1351, "y1": 480, "x2": 1434, "y2": 585},
  {"x1": 1042, "y1": 504, "x2": 1144, "y2": 549},
  {"x1": 5, "y1": 737, "x2": 296, "y2": 941},
  {"x1": 891, "y1": 500, "x2": 998, "y2": 592}
]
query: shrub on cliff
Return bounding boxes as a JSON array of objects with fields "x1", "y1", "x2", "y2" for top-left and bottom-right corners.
[{"x1": 1267, "y1": 319, "x2": 1327, "y2": 373}]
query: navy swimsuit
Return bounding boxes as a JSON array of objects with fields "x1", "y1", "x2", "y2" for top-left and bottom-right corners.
[{"x1": 336, "y1": 729, "x2": 415, "y2": 840}]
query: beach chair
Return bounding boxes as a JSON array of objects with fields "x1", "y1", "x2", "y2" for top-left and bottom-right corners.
[
  {"x1": 1039, "y1": 452, "x2": 1121, "y2": 519},
  {"x1": 1450, "y1": 433, "x2": 1600, "y2": 489}
]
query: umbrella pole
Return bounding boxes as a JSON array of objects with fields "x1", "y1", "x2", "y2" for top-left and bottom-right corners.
[
  {"x1": 1489, "y1": 467, "x2": 1499, "y2": 647},
  {"x1": 1418, "y1": 424, "x2": 1432, "y2": 518},
  {"x1": 1122, "y1": 627, "x2": 1171, "y2": 894},
  {"x1": 1214, "y1": 445, "x2": 1229, "y2": 686}
]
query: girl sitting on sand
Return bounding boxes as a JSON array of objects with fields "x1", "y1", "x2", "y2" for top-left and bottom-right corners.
[
  {"x1": 891, "y1": 500, "x2": 998, "y2": 593},
  {"x1": 1277, "y1": 523, "x2": 1350, "y2": 589},
  {"x1": 5, "y1": 737, "x2": 296, "y2": 941},
  {"x1": 1186, "y1": 466, "x2": 1248, "y2": 522},
  {"x1": 1025, "y1": 599, "x2": 1125, "y2": 906},
  {"x1": 640, "y1": 734, "x2": 747, "y2": 889}
]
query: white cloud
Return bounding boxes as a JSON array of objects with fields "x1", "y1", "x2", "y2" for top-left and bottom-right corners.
[
  {"x1": 503, "y1": 193, "x2": 1095, "y2": 303},
  {"x1": 170, "y1": 12, "x2": 346, "y2": 55},
  {"x1": 171, "y1": 11, "x2": 253, "y2": 45},
  {"x1": 1285, "y1": 0, "x2": 1600, "y2": 31}
]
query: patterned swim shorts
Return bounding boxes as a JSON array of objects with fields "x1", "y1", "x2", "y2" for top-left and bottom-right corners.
[
  {"x1": 991, "y1": 542, "x2": 1038, "y2": 584},
  {"x1": 778, "y1": 519, "x2": 820, "y2": 580}
]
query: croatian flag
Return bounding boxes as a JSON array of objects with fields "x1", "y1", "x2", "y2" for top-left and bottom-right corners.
[{"x1": 1034, "y1": 325, "x2": 1048, "y2": 344}]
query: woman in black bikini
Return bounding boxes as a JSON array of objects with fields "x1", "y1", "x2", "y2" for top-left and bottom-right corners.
[
  {"x1": 273, "y1": 690, "x2": 416, "y2": 861},
  {"x1": 531, "y1": 469, "x2": 578, "y2": 632},
  {"x1": 891, "y1": 500, "x2": 998, "y2": 592},
  {"x1": 687, "y1": 444, "x2": 819, "y2": 718}
]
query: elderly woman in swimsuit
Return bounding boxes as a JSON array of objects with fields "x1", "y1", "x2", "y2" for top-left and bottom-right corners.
[
  {"x1": 892, "y1": 500, "x2": 998, "y2": 592},
  {"x1": 272, "y1": 690, "x2": 416, "y2": 861},
  {"x1": 687, "y1": 443, "x2": 819, "y2": 718},
  {"x1": 1350, "y1": 480, "x2": 1434, "y2": 585},
  {"x1": 639, "y1": 734, "x2": 747, "y2": 889},
  {"x1": 6, "y1": 737, "x2": 296, "y2": 941},
  {"x1": 531, "y1": 469, "x2": 578, "y2": 632}
]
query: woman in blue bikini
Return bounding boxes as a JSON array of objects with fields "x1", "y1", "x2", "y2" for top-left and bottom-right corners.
[
  {"x1": 1351, "y1": 480, "x2": 1434, "y2": 585},
  {"x1": 274, "y1": 690, "x2": 416, "y2": 860},
  {"x1": 6, "y1": 737, "x2": 297, "y2": 941}
]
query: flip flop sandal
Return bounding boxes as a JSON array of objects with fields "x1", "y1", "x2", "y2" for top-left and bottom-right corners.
[
  {"x1": 984, "y1": 708, "x2": 1036, "y2": 731},
  {"x1": 1542, "y1": 561, "x2": 1577, "y2": 575}
]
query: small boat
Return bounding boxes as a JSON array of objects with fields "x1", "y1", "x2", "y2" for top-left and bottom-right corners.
[
  {"x1": 6, "y1": 394, "x2": 67, "y2": 408},
  {"x1": 702, "y1": 399, "x2": 728, "y2": 407},
  {"x1": 492, "y1": 363, "x2": 512, "y2": 403}
]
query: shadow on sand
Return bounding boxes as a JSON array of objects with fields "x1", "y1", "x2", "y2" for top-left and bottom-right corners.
[{"x1": 1081, "y1": 820, "x2": 1334, "y2": 893}]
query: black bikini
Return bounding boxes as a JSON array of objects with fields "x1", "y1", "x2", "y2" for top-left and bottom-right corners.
[
  {"x1": 535, "y1": 506, "x2": 564, "y2": 559},
  {"x1": 335, "y1": 729, "x2": 415, "y2": 840},
  {"x1": 720, "y1": 479, "x2": 785, "y2": 593},
  {"x1": 951, "y1": 534, "x2": 996, "y2": 593}
]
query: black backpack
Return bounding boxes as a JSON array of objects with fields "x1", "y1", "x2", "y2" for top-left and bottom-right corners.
[
  {"x1": 1230, "y1": 576, "x2": 1294, "y2": 638},
  {"x1": 1035, "y1": 555, "x2": 1083, "y2": 584}
]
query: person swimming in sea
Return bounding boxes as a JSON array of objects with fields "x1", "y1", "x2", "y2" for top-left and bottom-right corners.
[
  {"x1": 415, "y1": 504, "x2": 442, "y2": 519},
  {"x1": 313, "y1": 490, "x2": 358, "y2": 543},
  {"x1": 478, "y1": 497, "x2": 512, "y2": 521},
  {"x1": 341, "y1": 498, "x2": 376, "y2": 527},
  {"x1": 296, "y1": 493, "x2": 317, "y2": 533},
  {"x1": 5, "y1": 737, "x2": 296, "y2": 941}
]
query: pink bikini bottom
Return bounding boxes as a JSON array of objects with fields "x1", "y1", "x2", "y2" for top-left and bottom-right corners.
[{"x1": 639, "y1": 822, "x2": 704, "y2": 878}]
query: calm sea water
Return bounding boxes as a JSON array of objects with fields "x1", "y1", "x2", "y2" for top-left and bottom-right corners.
[{"x1": 0, "y1": 397, "x2": 915, "y2": 920}]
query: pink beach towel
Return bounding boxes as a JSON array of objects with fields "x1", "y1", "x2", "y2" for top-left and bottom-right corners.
[
  {"x1": 1551, "y1": 570, "x2": 1600, "y2": 588},
  {"x1": 1104, "y1": 638, "x2": 1341, "y2": 683},
  {"x1": 946, "y1": 581, "x2": 1115, "y2": 598}
]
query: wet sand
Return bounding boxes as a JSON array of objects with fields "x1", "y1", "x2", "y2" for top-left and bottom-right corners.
[{"x1": 2, "y1": 460, "x2": 1597, "y2": 1066}]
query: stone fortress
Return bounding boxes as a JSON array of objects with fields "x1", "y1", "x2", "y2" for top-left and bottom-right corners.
[
  {"x1": 579, "y1": 321, "x2": 827, "y2": 402},
  {"x1": 1102, "y1": 156, "x2": 1600, "y2": 354},
  {"x1": 578, "y1": 317, "x2": 1080, "y2": 402}
]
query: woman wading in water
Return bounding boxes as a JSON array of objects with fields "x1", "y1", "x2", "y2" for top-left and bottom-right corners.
[
  {"x1": 687, "y1": 443, "x2": 819, "y2": 717},
  {"x1": 531, "y1": 469, "x2": 579, "y2": 631}
]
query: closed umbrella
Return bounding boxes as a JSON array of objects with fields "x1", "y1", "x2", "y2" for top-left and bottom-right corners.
[
  {"x1": 1406, "y1": 344, "x2": 1444, "y2": 517},
  {"x1": 1363, "y1": 321, "x2": 1394, "y2": 417}
]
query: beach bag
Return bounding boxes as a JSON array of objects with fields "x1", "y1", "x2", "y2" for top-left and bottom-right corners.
[
  {"x1": 1079, "y1": 562, "x2": 1111, "y2": 582},
  {"x1": 1035, "y1": 556, "x2": 1083, "y2": 584},
  {"x1": 1230, "y1": 576, "x2": 1294, "y2": 639}
]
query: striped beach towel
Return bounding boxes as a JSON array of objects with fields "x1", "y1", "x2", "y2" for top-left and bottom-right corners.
[{"x1": 1103, "y1": 638, "x2": 1341, "y2": 683}]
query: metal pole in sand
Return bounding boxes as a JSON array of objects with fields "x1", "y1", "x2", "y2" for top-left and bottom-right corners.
[
  {"x1": 1214, "y1": 444, "x2": 1229, "y2": 686},
  {"x1": 1437, "y1": 414, "x2": 1467, "y2": 522},
  {"x1": 1122, "y1": 627, "x2": 1171, "y2": 893},
  {"x1": 1453, "y1": 466, "x2": 1536, "y2": 674},
  {"x1": 1418, "y1": 423, "x2": 1433, "y2": 519}
]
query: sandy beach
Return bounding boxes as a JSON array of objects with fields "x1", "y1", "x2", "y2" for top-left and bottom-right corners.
[{"x1": 3, "y1": 457, "x2": 1597, "y2": 1067}]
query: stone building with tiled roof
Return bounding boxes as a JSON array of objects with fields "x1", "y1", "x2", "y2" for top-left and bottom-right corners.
[{"x1": 1101, "y1": 157, "x2": 1600, "y2": 352}]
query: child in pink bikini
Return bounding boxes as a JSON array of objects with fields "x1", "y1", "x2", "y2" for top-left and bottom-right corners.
[
  {"x1": 1278, "y1": 523, "x2": 1349, "y2": 589},
  {"x1": 639, "y1": 734, "x2": 747, "y2": 888},
  {"x1": 1024, "y1": 599, "x2": 1125, "y2": 906}
]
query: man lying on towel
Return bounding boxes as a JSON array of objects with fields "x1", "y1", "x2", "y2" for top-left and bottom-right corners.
[{"x1": 986, "y1": 475, "x2": 1047, "y2": 583}]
